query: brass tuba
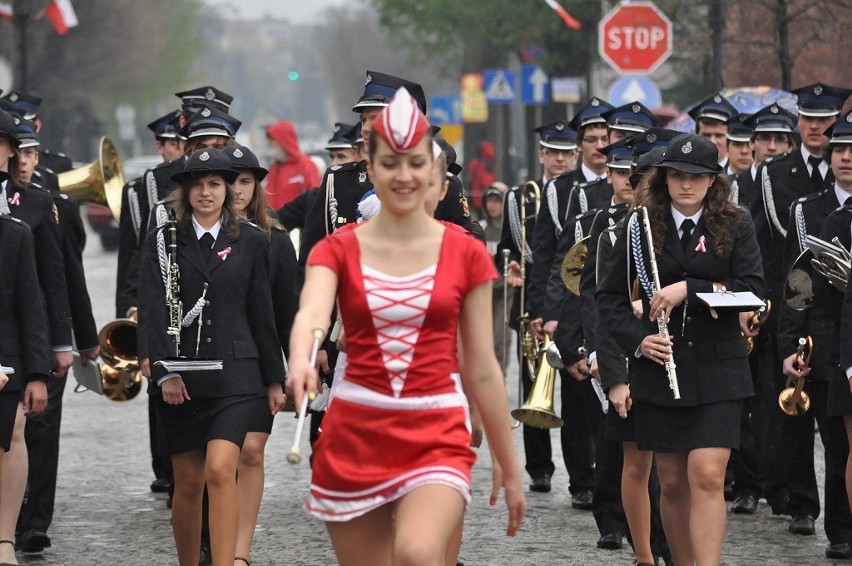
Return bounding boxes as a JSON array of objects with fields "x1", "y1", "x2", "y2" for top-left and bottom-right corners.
[
  {"x1": 561, "y1": 236, "x2": 590, "y2": 296},
  {"x1": 98, "y1": 317, "x2": 142, "y2": 402},
  {"x1": 58, "y1": 137, "x2": 125, "y2": 220},
  {"x1": 778, "y1": 336, "x2": 813, "y2": 416},
  {"x1": 512, "y1": 336, "x2": 564, "y2": 429}
]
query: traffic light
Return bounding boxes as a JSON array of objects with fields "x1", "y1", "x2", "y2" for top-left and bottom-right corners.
[{"x1": 288, "y1": 70, "x2": 300, "y2": 81}]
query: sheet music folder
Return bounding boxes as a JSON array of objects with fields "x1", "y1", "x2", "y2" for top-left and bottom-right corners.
[
  {"x1": 696, "y1": 291, "x2": 765, "y2": 312},
  {"x1": 154, "y1": 358, "x2": 224, "y2": 372}
]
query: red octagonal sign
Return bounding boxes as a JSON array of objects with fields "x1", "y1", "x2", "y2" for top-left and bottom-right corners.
[{"x1": 599, "y1": 1, "x2": 673, "y2": 75}]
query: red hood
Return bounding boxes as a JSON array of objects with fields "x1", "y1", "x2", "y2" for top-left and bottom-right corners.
[
  {"x1": 267, "y1": 120, "x2": 303, "y2": 162},
  {"x1": 478, "y1": 141, "x2": 495, "y2": 160}
]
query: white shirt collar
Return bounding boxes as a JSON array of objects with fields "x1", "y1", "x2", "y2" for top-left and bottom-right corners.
[
  {"x1": 192, "y1": 215, "x2": 221, "y2": 243},
  {"x1": 670, "y1": 204, "x2": 704, "y2": 236},
  {"x1": 801, "y1": 145, "x2": 829, "y2": 177},
  {"x1": 581, "y1": 162, "x2": 604, "y2": 183},
  {"x1": 0, "y1": 179, "x2": 9, "y2": 215},
  {"x1": 750, "y1": 163, "x2": 758, "y2": 181},
  {"x1": 834, "y1": 183, "x2": 852, "y2": 207}
]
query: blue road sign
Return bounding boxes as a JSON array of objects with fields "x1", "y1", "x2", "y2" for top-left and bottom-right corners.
[
  {"x1": 607, "y1": 75, "x2": 662, "y2": 108},
  {"x1": 483, "y1": 70, "x2": 516, "y2": 103},
  {"x1": 429, "y1": 95, "x2": 461, "y2": 125},
  {"x1": 521, "y1": 65, "x2": 550, "y2": 105}
]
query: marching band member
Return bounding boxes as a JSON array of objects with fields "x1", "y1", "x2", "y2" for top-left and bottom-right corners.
[
  {"x1": 224, "y1": 143, "x2": 298, "y2": 565},
  {"x1": 686, "y1": 92, "x2": 738, "y2": 170},
  {"x1": 141, "y1": 147, "x2": 284, "y2": 566},
  {"x1": 778, "y1": 112, "x2": 852, "y2": 558},
  {"x1": 597, "y1": 133, "x2": 763, "y2": 565},
  {"x1": 288, "y1": 88, "x2": 525, "y2": 565}
]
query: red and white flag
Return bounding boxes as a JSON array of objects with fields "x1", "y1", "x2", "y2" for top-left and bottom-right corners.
[
  {"x1": 45, "y1": 0, "x2": 78, "y2": 35},
  {"x1": 0, "y1": 3, "x2": 13, "y2": 23},
  {"x1": 543, "y1": 0, "x2": 582, "y2": 30}
]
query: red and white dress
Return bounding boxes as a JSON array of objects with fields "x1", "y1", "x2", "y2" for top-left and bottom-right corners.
[{"x1": 304, "y1": 223, "x2": 497, "y2": 521}]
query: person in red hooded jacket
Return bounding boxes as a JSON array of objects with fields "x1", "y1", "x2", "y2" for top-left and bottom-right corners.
[
  {"x1": 467, "y1": 140, "x2": 497, "y2": 214},
  {"x1": 265, "y1": 120, "x2": 321, "y2": 209}
]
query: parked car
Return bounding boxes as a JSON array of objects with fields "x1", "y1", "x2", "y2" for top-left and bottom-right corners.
[{"x1": 84, "y1": 155, "x2": 161, "y2": 251}]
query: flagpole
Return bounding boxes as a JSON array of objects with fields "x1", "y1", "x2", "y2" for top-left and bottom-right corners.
[{"x1": 12, "y1": 0, "x2": 29, "y2": 90}]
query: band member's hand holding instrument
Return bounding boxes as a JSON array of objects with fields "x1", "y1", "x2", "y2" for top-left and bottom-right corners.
[
  {"x1": 287, "y1": 328, "x2": 325, "y2": 465},
  {"x1": 779, "y1": 336, "x2": 813, "y2": 416}
]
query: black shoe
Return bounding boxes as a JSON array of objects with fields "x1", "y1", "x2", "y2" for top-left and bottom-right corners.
[
  {"x1": 731, "y1": 494, "x2": 758, "y2": 514},
  {"x1": 150, "y1": 478, "x2": 172, "y2": 493},
  {"x1": 199, "y1": 542, "x2": 212, "y2": 566},
  {"x1": 18, "y1": 529, "x2": 50, "y2": 554},
  {"x1": 596, "y1": 532, "x2": 623, "y2": 550},
  {"x1": 789, "y1": 515, "x2": 816, "y2": 536},
  {"x1": 529, "y1": 474, "x2": 552, "y2": 493},
  {"x1": 826, "y1": 543, "x2": 852, "y2": 559},
  {"x1": 571, "y1": 490, "x2": 593, "y2": 510}
]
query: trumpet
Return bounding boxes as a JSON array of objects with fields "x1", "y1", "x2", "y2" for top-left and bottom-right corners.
[
  {"x1": 744, "y1": 300, "x2": 771, "y2": 354},
  {"x1": 98, "y1": 316, "x2": 142, "y2": 402},
  {"x1": 778, "y1": 336, "x2": 813, "y2": 416}
]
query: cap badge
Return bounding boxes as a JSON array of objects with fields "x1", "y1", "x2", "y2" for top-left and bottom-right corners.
[
  {"x1": 770, "y1": 105, "x2": 779, "y2": 114},
  {"x1": 713, "y1": 95, "x2": 721, "y2": 103},
  {"x1": 591, "y1": 99, "x2": 600, "y2": 107},
  {"x1": 233, "y1": 148, "x2": 243, "y2": 158},
  {"x1": 13, "y1": 117, "x2": 19, "y2": 125},
  {"x1": 365, "y1": 73, "x2": 372, "y2": 86},
  {"x1": 814, "y1": 85, "x2": 823, "y2": 95},
  {"x1": 358, "y1": 171, "x2": 367, "y2": 183},
  {"x1": 201, "y1": 107, "x2": 211, "y2": 118},
  {"x1": 556, "y1": 122, "x2": 564, "y2": 131},
  {"x1": 646, "y1": 132, "x2": 657, "y2": 143},
  {"x1": 205, "y1": 88, "x2": 215, "y2": 101},
  {"x1": 681, "y1": 141, "x2": 693, "y2": 154},
  {"x1": 847, "y1": 114, "x2": 852, "y2": 123},
  {"x1": 199, "y1": 151, "x2": 210, "y2": 162},
  {"x1": 631, "y1": 103, "x2": 641, "y2": 113},
  {"x1": 8, "y1": 93, "x2": 17, "y2": 102}
]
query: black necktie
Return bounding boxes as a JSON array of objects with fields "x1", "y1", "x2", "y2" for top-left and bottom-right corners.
[
  {"x1": 680, "y1": 219, "x2": 695, "y2": 252},
  {"x1": 845, "y1": 196, "x2": 852, "y2": 207},
  {"x1": 808, "y1": 156, "x2": 823, "y2": 191},
  {"x1": 199, "y1": 232, "x2": 214, "y2": 260}
]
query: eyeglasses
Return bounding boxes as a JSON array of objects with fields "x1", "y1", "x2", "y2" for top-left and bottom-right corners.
[
  {"x1": 581, "y1": 136, "x2": 608, "y2": 145},
  {"x1": 754, "y1": 133, "x2": 791, "y2": 145}
]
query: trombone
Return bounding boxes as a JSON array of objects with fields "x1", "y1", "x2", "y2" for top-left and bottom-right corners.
[{"x1": 778, "y1": 336, "x2": 813, "y2": 416}]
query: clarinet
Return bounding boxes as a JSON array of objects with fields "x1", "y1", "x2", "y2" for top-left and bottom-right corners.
[
  {"x1": 165, "y1": 209, "x2": 183, "y2": 357},
  {"x1": 639, "y1": 206, "x2": 681, "y2": 400}
]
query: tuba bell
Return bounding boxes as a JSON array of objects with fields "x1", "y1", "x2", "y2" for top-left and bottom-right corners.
[
  {"x1": 98, "y1": 317, "x2": 142, "y2": 402},
  {"x1": 58, "y1": 137, "x2": 125, "y2": 220},
  {"x1": 561, "y1": 236, "x2": 590, "y2": 296},
  {"x1": 511, "y1": 336, "x2": 564, "y2": 429}
]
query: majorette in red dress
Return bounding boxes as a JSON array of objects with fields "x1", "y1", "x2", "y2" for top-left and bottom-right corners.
[{"x1": 304, "y1": 223, "x2": 497, "y2": 521}]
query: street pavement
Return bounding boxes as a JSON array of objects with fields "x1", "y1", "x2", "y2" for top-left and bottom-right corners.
[{"x1": 16, "y1": 219, "x2": 839, "y2": 565}]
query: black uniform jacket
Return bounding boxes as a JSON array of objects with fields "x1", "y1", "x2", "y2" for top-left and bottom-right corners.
[
  {"x1": 278, "y1": 186, "x2": 319, "y2": 232},
  {"x1": 116, "y1": 177, "x2": 143, "y2": 317},
  {"x1": 0, "y1": 215, "x2": 51, "y2": 391},
  {"x1": 552, "y1": 208, "x2": 598, "y2": 366},
  {"x1": 51, "y1": 190, "x2": 98, "y2": 350},
  {"x1": 269, "y1": 226, "x2": 298, "y2": 362},
  {"x1": 597, "y1": 207, "x2": 764, "y2": 406},
  {"x1": 593, "y1": 222, "x2": 632, "y2": 391},
  {"x1": 758, "y1": 151, "x2": 834, "y2": 299},
  {"x1": 496, "y1": 182, "x2": 540, "y2": 331},
  {"x1": 142, "y1": 220, "x2": 284, "y2": 398},
  {"x1": 299, "y1": 160, "x2": 372, "y2": 278},
  {"x1": 7, "y1": 182, "x2": 72, "y2": 347},
  {"x1": 840, "y1": 207, "x2": 852, "y2": 373},
  {"x1": 778, "y1": 196, "x2": 851, "y2": 379}
]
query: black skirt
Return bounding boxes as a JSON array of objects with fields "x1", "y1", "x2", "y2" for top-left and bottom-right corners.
[
  {"x1": 635, "y1": 399, "x2": 743, "y2": 453},
  {"x1": 155, "y1": 394, "x2": 267, "y2": 456},
  {"x1": 827, "y1": 365, "x2": 852, "y2": 417},
  {"x1": 605, "y1": 402, "x2": 638, "y2": 443},
  {"x1": 0, "y1": 391, "x2": 19, "y2": 452}
]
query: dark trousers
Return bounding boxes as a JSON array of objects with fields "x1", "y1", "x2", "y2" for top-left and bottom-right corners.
[
  {"x1": 591, "y1": 409, "x2": 627, "y2": 537},
  {"x1": 518, "y1": 335, "x2": 595, "y2": 493},
  {"x1": 758, "y1": 319, "x2": 793, "y2": 507},
  {"x1": 19, "y1": 375, "x2": 66, "y2": 534},
  {"x1": 784, "y1": 374, "x2": 852, "y2": 545},
  {"x1": 149, "y1": 393, "x2": 173, "y2": 481}
]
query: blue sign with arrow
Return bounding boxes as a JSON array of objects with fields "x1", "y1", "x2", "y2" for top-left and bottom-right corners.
[
  {"x1": 429, "y1": 95, "x2": 461, "y2": 125},
  {"x1": 607, "y1": 75, "x2": 662, "y2": 108},
  {"x1": 521, "y1": 65, "x2": 550, "y2": 105}
]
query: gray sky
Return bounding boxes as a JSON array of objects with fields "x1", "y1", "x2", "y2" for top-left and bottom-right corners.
[{"x1": 204, "y1": 0, "x2": 351, "y2": 24}]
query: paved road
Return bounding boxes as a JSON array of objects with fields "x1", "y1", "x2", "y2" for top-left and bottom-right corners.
[{"x1": 16, "y1": 219, "x2": 837, "y2": 565}]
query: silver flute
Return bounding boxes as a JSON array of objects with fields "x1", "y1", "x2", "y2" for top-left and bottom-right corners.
[
  {"x1": 639, "y1": 206, "x2": 681, "y2": 400},
  {"x1": 165, "y1": 210, "x2": 183, "y2": 357}
]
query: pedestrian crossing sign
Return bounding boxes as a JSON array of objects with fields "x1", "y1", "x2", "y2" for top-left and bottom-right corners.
[{"x1": 483, "y1": 70, "x2": 516, "y2": 104}]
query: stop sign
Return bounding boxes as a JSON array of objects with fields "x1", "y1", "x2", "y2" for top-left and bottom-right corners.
[{"x1": 599, "y1": 1, "x2": 672, "y2": 75}]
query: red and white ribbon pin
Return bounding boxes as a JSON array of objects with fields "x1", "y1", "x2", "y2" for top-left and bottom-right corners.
[
  {"x1": 217, "y1": 246, "x2": 232, "y2": 261},
  {"x1": 695, "y1": 235, "x2": 707, "y2": 253}
]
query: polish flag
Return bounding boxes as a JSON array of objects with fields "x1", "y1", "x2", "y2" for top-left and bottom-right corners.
[
  {"x1": 0, "y1": 3, "x2": 13, "y2": 23},
  {"x1": 543, "y1": 0, "x2": 582, "y2": 30},
  {"x1": 44, "y1": 0, "x2": 78, "y2": 35}
]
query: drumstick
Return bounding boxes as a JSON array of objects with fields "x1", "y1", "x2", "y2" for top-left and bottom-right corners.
[{"x1": 287, "y1": 328, "x2": 325, "y2": 465}]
